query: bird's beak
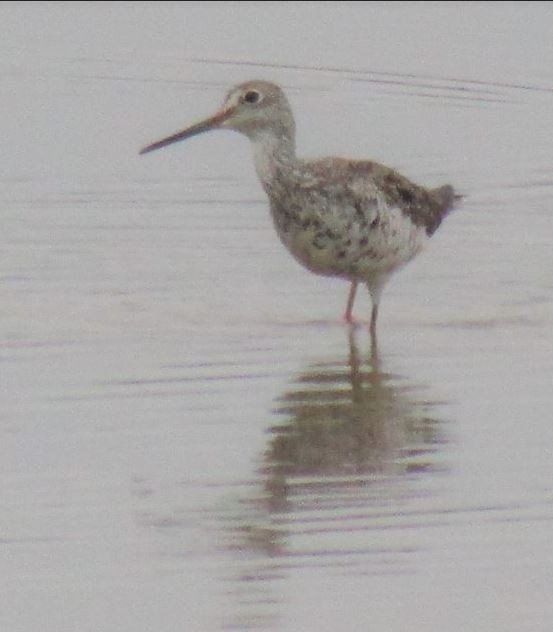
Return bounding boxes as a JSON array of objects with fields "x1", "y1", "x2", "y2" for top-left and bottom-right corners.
[{"x1": 139, "y1": 107, "x2": 234, "y2": 155}]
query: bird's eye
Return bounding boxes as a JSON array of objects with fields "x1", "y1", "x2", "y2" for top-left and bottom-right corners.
[{"x1": 243, "y1": 90, "x2": 261, "y2": 104}]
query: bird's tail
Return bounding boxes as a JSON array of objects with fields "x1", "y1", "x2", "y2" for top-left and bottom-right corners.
[
  {"x1": 425, "y1": 184, "x2": 462, "y2": 236},
  {"x1": 431, "y1": 184, "x2": 460, "y2": 214}
]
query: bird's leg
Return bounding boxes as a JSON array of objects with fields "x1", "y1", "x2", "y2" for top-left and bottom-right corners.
[
  {"x1": 343, "y1": 281, "x2": 358, "y2": 323},
  {"x1": 369, "y1": 324, "x2": 379, "y2": 366},
  {"x1": 367, "y1": 278, "x2": 385, "y2": 339},
  {"x1": 369, "y1": 303, "x2": 379, "y2": 336}
]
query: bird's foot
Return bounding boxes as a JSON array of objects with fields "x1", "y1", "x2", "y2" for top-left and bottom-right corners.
[{"x1": 343, "y1": 312, "x2": 361, "y2": 328}]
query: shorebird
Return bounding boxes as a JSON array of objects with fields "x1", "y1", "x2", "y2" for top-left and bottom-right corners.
[{"x1": 140, "y1": 80, "x2": 458, "y2": 334}]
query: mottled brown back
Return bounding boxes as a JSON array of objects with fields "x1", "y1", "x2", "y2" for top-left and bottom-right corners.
[{"x1": 307, "y1": 157, "x2": 457, "y2": 236}]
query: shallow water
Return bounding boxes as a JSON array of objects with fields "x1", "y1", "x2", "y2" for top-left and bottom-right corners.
[{"x1": 2, "y1": 3, "x2": 553, "y2": 631}]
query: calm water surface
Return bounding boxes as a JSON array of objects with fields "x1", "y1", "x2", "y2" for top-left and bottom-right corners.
[{"x1": 2, "y1": 3, "x2": 553, "y2": 631}]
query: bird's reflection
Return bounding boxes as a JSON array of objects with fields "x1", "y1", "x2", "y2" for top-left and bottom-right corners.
[
  {"x1": 260, "y1": 329, "x2": 443, "y2": 511},
  {"x1": 217, "y1": 330, "x2": 448, "y2": 630},
  {"x1": 228, "y1": 328, "x2": 447, "y2": 558}
]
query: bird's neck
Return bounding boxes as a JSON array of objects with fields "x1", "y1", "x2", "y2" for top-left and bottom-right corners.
[{"x1": 251, "y1": 131, "x2": 298, "y2": 192}]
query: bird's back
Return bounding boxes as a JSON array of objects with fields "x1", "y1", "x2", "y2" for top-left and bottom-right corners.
[{"x1": 304, "y1": 157, "x2": 457, "y2": 236}]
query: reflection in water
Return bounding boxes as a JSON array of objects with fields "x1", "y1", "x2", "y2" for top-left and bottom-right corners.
[
  {"x1": 221, "y1": 329, "x2": 448, "y2": 629},
  {"x1": 254, "y1": 329, "x2": 445, "y2": 521},
  {"x1": 267, "y1": 331, "x2": 440, "y2": 482}
]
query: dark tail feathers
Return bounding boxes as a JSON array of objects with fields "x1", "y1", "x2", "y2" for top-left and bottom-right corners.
[
  {"x1": 432, "y1": 184, "x2": 460, "y2": 212},
  {"x1": 427, "y1": 184, "x2": 462, "y2": 235}
]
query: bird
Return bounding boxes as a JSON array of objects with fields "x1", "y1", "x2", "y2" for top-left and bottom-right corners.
[{"x1": 140, "y1": 80, "x2": 458, "y2": 335}]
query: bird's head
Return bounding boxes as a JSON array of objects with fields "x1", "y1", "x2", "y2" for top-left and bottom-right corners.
[{"x1": 140, "y1": 80, "x2": 295, "y2": 155}]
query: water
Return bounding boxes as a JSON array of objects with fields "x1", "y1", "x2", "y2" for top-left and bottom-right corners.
[{"x1": 2, "y1": 2, "x2": 553, "y2": 630}]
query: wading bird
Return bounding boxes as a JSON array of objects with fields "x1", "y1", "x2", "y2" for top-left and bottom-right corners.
[{"x1": 140, "y1": 80, "x2": 458, "y2": 335}]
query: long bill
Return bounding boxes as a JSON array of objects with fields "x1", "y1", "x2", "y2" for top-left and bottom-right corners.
[{"x1": 139, "y1": 108, "x2": 232, "y2": 155}]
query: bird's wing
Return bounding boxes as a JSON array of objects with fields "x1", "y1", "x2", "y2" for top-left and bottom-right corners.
[{"x1": 302, "y1": 157, "x2": 456, "y2": 236}]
